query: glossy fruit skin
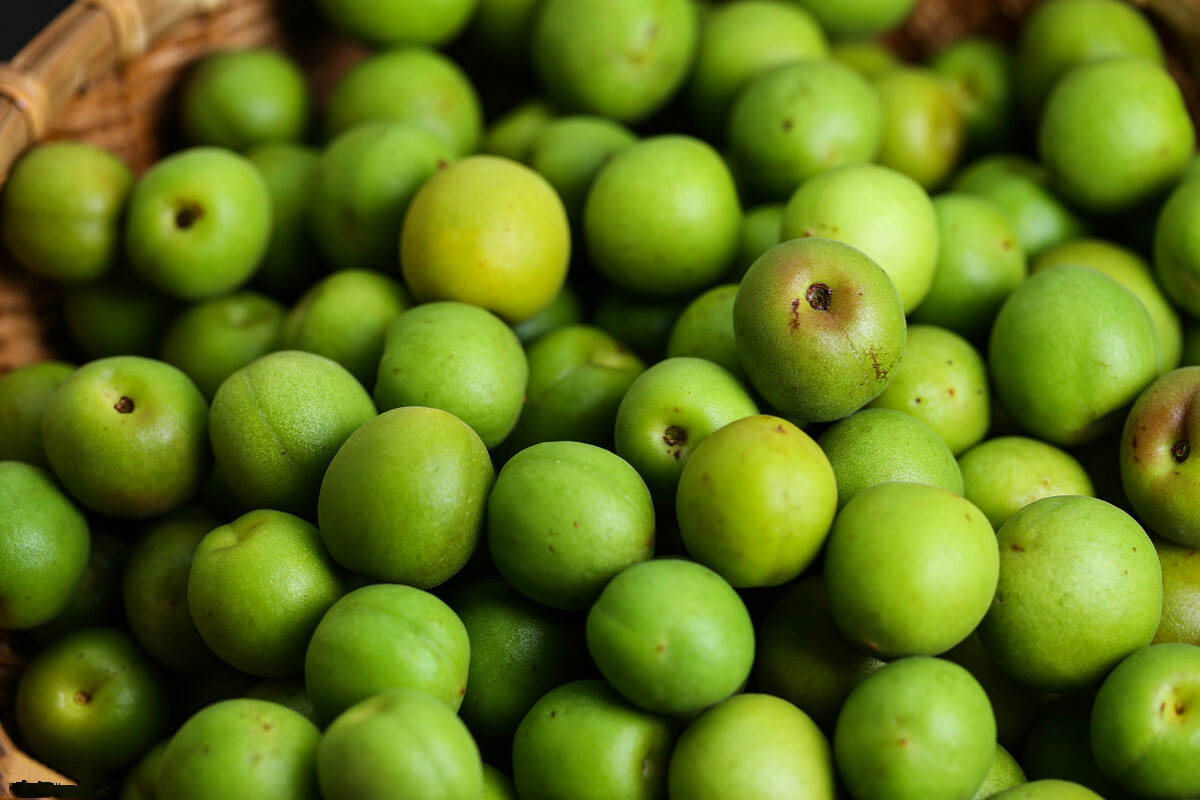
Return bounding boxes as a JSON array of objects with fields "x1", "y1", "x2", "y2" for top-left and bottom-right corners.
[
  {"x1": 989, "y1": 265, "x2": 1159, "y2": 446},
  {"x1": 511, "y1": 680, "x2": 675, "y2": 800},
  {"x1": 1, "y1": 142, "x2": 132, "y2": 283},
  {"x1": 310, "y1": 122, "x2": 452, "y2": 272},
  {"x1": 666, "y1": 285, "x2": 742, "y2": 380},
  {"x1": 402, "y1": 155, "x2": 570, "y2": 323},
  {"x1": 0, "y1": 462, "x2": 90, "y2": 629},
  {"x1": 1120, "y1": 367, "x2": 1200, "y2": 548},
  {"x1": 156, "y1": 699, "x2": 320, "y2": 800},
  {"x1": 1038, "y1": 58, "x2": 1194, "y2": 214},
  {"x1": 734, "y1": 238, "x2": 907, "y2": 423},
  {"x1": 506, "y1": 325, "x2": 644, "y2": 452},
  {"x1": 668, "y1": 694, "x2": 835, "y2": 800},
  {"x1": 978, "y1": 496, "x2": 1162, "y2": 692},
  {"x1": 1154, "y1": 538, "x2": 1200, "y2": 646},
  {"x1": 209, "y1": 350, "x2": 376, "y2": 517},
  {"x1": 0, "y1": 361, "x2": 74, "y2": 466},
  {"x1": 280, "y1": 269, "x2": 409, "y2": 385},
  {"x1": 1090, "y1": 643, "x2": 1200, "y2": 798},
  {"x1": 824, "y1": 482, "x2": 998, "y2": 658},
  {"x1": 160, "y1": 291, "x2": 285, "y2": 400},
  {"x1": 488, "y1": 441, "x2": 654, "y2": 610},
  {"x1": 528, "y1": 116, "x2": 636, "y2": 225},
  {"x1": 314, "y1": 0, "x2": 477, "y2": 47},
  {"x1": 873, "y1": 67, "x2": 964, "y2": 190},
  {"x1": 122, "y1": 509, "x2": 220, "y2": 672},
  {"x1": 781, "y1": 164, "x2": 938, "y2": 312},
  {"x1": 43, "y1": 356, "x2": 209, "y2": 518},
  {"x1": 374, "y1": 302, "x2": 526, "y2": 448},
  {"x1": 246, "y1": 143, "x2": 322, "y2": 298},
  {"x1": 181, "y1": 49, "x2": 309, "y2": 150},
  {"x1": 729, "y1": 60, "x2": 881, "y2": 200},
  {"x1": 731, "y1": 204, "x2": 784, "y2": 280},
  {"x1": 318, "y1": 406, "x2": 494, "y2": 587},
  {"x1": 16, "y1": 628, "x2": 168, "y2": 779},
  {"x1": 991, "y1": 780, "x2": 1105, "y2": 800},
  {"x1": 833, "y1": 657, "x2": 995, "y2": 800},
  {"x1": 318, "y1": 688, "x2": 483, "y2": 800},
  {"x1": 1154, "y1": 176, "x2": 1200, "y2": 317},
  {"x1": 911, "y1": 193, "x2": 1026, "y2": 338},
  {"x1": 325, "y1": 48, "x2": 482, "y2": 154},
  {"x1": 869, "y1": 325, "x2": 991, "y2": 455},
  {"x1": 959, "y1": 436, "x2": 1094, "y2": 529},
  {"x1": 125, "y1": 148, "x2": 271, "y2": 300},
  {"x1": 449, "y1": 578, "x2": 579, "y2": 741},
  {"x1": 304, "y1": 584, "x2": 470, "y2": 723},
  {"x1": 687, "y1": 1, "x2": 827, "y2": 137},
  {"x1": 587, "y1": 559, "x2": 755, "y2": 714},
  {"x1": 533, "y1": 0, "x2": 697, "y2": 123},
  {"x1": 188, "y1": 510, "x2": 345, "y2": 677},
  {"x1": 585, "y1": 136, "x2": 741, "y2": 298},
  {"x1": 614, "y1": 357, "x2": 758, "y2": 495},
  {"x1": 676, "y1": 415, "x2": 836, "y2": 587}
]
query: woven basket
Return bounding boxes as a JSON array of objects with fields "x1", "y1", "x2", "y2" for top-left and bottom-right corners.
[{"x1": 0, "y1": 0, "x2": 1199, "y2": 794}]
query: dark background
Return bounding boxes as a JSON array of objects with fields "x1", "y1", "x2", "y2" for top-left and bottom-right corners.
[{"x1": 3, "y1": 1, "x2": 73, "y2": 58}]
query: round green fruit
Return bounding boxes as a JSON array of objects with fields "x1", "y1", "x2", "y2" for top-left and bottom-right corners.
[
  {"x1": 959, "y1": 436, "x2": 1094, "y2": 529},
  {"x1": 991, "y1": 781, "x2": 1104, "y2": 800},
  {"x1": 527, "y1": 115, "x2": 636, "y2": 225},
  {"x1": 1154, "y1": 174, "x2": 1200, "y2": 318},
  {"x1": 245, "y1": 142, "x2": 321, "y2": 298},
  {"x1": 873, "y1": 67, "x2": 964, "y2": 190},
  {"x1": 731, "y1": 203, "x2": 783, "y2": 280},
  {"x1": 481, "y1": 100, "x2": 554, "y2": 162},
  {"x1": 973, "y1": 745, "x2": 1028, "y2": 800},
  {"x1": 0, "y1": 361, "x2": 74, "y2": 466},
  {"x1": 931, "y1": 37, "x2": 1017, "y2": 154},
  {"x1": 314, "y1": 0, "x2": 477, "y2": 47},
  {"x1": 1155, "y1": 538, "x2": 1200, "y2": 645},
  {"x1": 666, "y1": 284, "x2": 742, "y2": 380},
  {"x1": 180, "y1": 49, "x2": 308, "y2": 150},
  {"x1": 791, "y1": 0, "x2": 916, "y2": 38}
]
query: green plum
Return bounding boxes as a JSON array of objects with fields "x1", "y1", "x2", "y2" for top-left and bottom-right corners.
[
  {"x1": 910, "y1": 193, "x2": 1025, "y2": 338},
  {"x1": 244, "y1": 679, "x2": 318, "y2": 723},
  {"x1": 317, "y1": 688, "x2": 482, "y2": 800},
  {"x1": 160, "y1": 291, "x2": 285, "y2": 400},
  {"x1": 181, "y1": 49, "x2": 308, "y2": 150},
  {"x1": 402, "y1": 155, "x2": 570, "y2": 322},
  {"x1": 781, "y1": 163, "x2": 938, "y2": 312},
  {"x1": 1015, "y1": 0, "x2": 1163, "y2": 118},
  {"x1": 676, "y1": 415, "x2": 836, "y2": 587},
  {"x1": 687, "y1": 1, "x2": 827, "y2": 137},
  {"x1": 532, "y1": 0, "x2": 697, "y2": 122},
  {"x1": 246, "y1": 143, "x2": 322, "y2": 298},
  {"x1": 1154, "y1": 174, "x2": 1200, "y2": 317},
  {"x1": 449, "y1": 578, "x2": 578, "y2": 741},
  {"x1": 593, "y1": 293, "x2": 686, "y2": 363},
  {"x1": 1, "y1": 142, "x2": 131, "y2": 283},
  {"x1": 304, "y1": 584, "x2": 470, "y2": 722},
  {"x1": 156, "y1": 699, "x2": 319, "y2": 800},
  {"x1": 120, "y1": 740, "x2": 167, "y2": 800},
  {"x1": 488, "y1": 441, "x2": 654, "y2": 610},
  {"x1": 318, "y1": 406, "x2": 494, "y2": 586},
  {"x1": 991, "y1": 781, "x2": 1104, "y2": 800},
  {"x1": 1120, "y1": 367, "x2": 1200, "y2": 548},
  {"x1": 873, "y1": 67, "x2": 964, "y2": 190},
  {"x1": 374, "y1": 302, "x2": 526, "y2": 448},
  {"x1": 978, "y1": 496, "x2": 1162, "y2": 691},
  {"x1": 974, "y1": 746, "x2": 1028, "y2": 800},
  {"x1": 1155, "y1": 538, "x2": 1200, "y2": 645},
  {"x1": 951, "y1": 154, "x2": 1085, "y2": 257},
  {"x1": 0, "y1": 361, "x2": 74, "y2": 466},
  {"x1": 669, "y1": 694, "x2": 835, "y2": 800},
  {"x1": 62, "y1": 272, "x2": 174, "y2": 359},
  {"x1": 43, "y1": 357, "x2": 208, "y2": 518},
  {"x1": 989, "y1": 265, "x2": 1158, "y2": 446},
  {"x1": 512, "y1": 680, "x2": 675, "y2": 800},
  {"x1": 931, "y1": 37, "x2": 1017, "y2": 154},
  {"x1": 309, "y1": 122, "x2": 452, "y2": 272},
  {"x1": 825, "y1": 482, "x2": 997, "y2": 657},
  {"x1": 869, "y1": 324, "x2": 990, "y2": 455},
  {"x1": 16, "y1": 628, "x2": 167, "y2": 778},
  {"x1": 528, "y1": 116, "x2": 636, "y2": 224},
  {"x1": 1091, "y1": 643, "x2": 1200, "y2": 798},
  {"x1": 834, "y1": 657, "x2": 995, "y2": 800},
  {"x1": 314, "y1": 0, "x2": 477, "y2": 47},
  {"x1": 818, "y1": 409, "x2": 963, "y2": 509},
  {"x1": 483, "y1": 765, "x2": 517, "y2": 800},
  {"x1": 731, "y1": 203, "x2": 783, "y2": 280},
  {"x1": 1039, "y1": 58, "x2": 1193, "y2": 214},
  {"x1": 481, "y1": 100, "x2": 554, "y2": 162},
  {"x1": 614, "y1": 356, "x2": 758, "y2": 494},
  {"x1": 188, "y1": 510, "x2": 344, "y2": 677},
  {"x1": 958, "y1": 436, "x2": 1094, "y2": 529},
  {"x1": 587, "y1": 558, "x2": 754, "y2": 713},
  {"x1": 729, "y1": 60, "x2": 881, "y2": 199},
  {"x1": 209, "y1": 350, "x2": 375, "y2": 516},
  {"x1": 755, "y1": 576, "x2": 886, "y2": 731},
  {"x1": 585, "y1": 135, "x2": 740, "y2": 297},
  {"x1": 125, "y1": 148, "x2": 271, "y2": 300},
  {"x1": 0, "y1": 462, "x2": 89, "y2": 629},
  {"x1": 734, "y1": 239, "x2": 907, "y2": 422},
  {"x1": 666, "y1": 285, "x2": 741, "y2": 380},
  {"x1": 791, "y1": 0, "x2": 916, "y2": 38},
  {"x1": 325, "y1": 48, "x2": 481, "y2": 154},
  {"x1": 510, "y1": 285, "x2": 584, "y2": 345},
  {"x1": 280, "y1": 269, "x2": 408, "y2": 385},
  {"x1": 1035, "y1": 238, "x2": 1181, "y2": 374},
  {"x1": 831, "y1": 40, "x2": 900, "y2": 78}
]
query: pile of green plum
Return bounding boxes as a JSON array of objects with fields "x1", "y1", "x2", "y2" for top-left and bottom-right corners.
[{"x1": 3, "y1": 0, "x2": 1200, "y2": 797}]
